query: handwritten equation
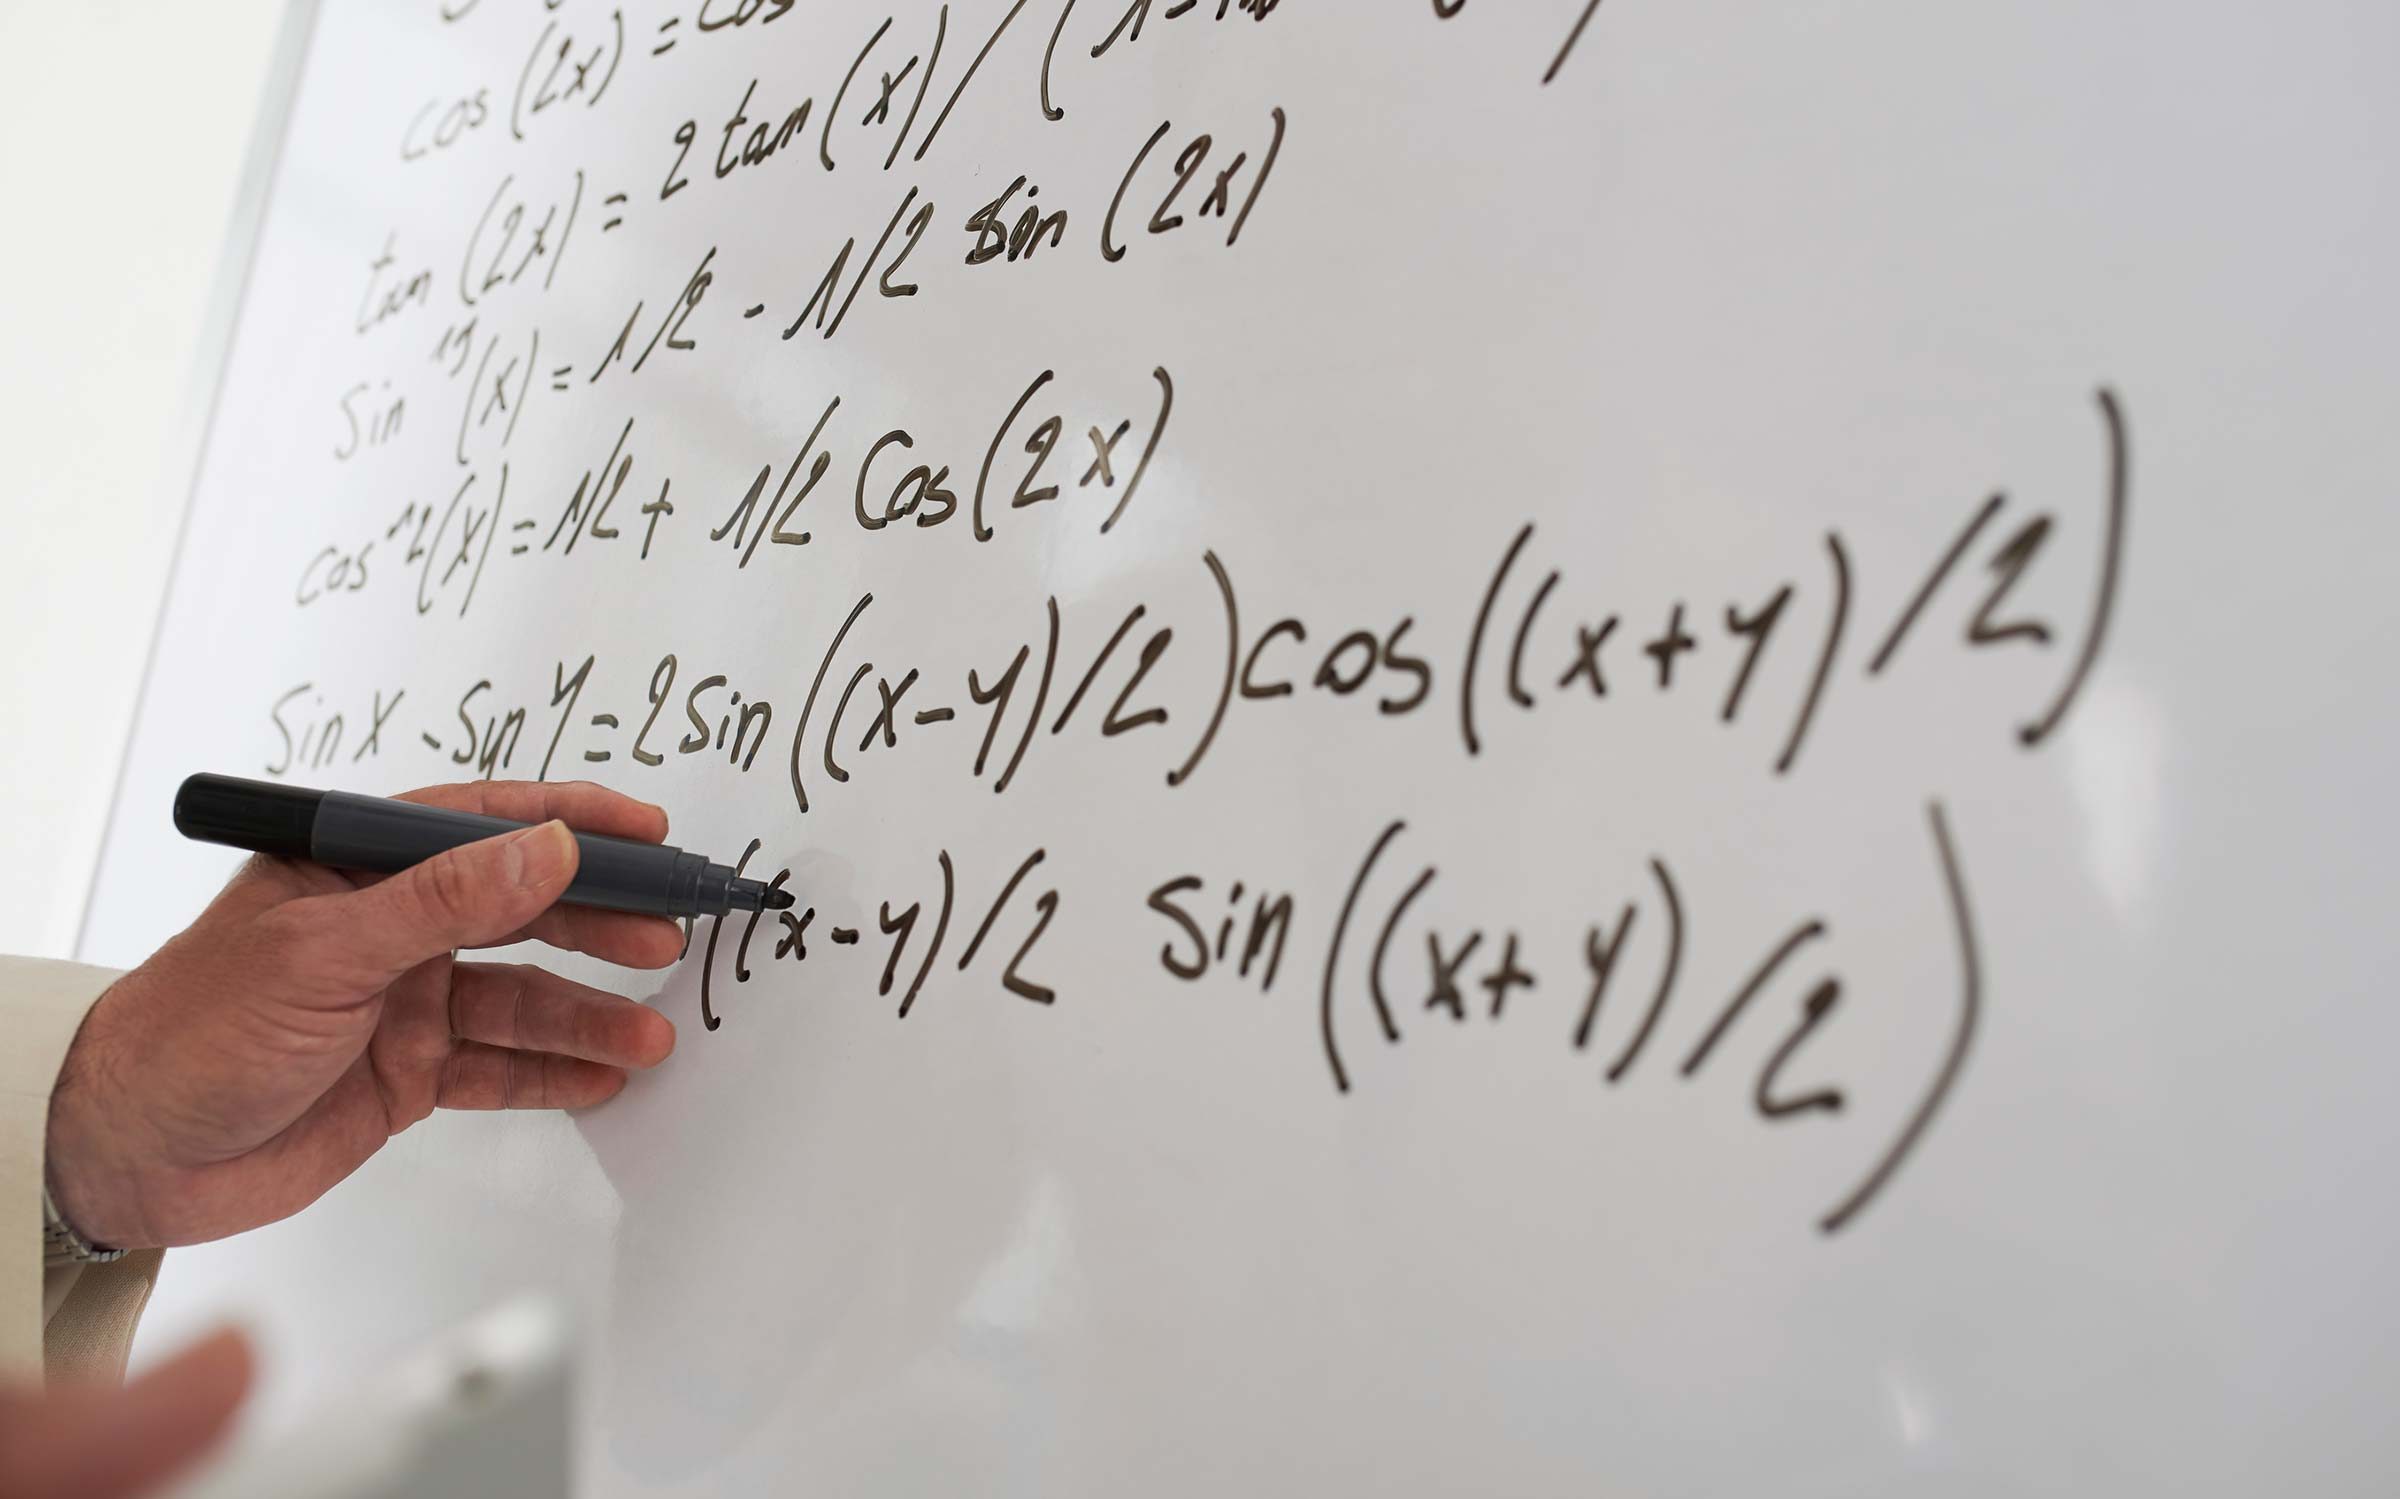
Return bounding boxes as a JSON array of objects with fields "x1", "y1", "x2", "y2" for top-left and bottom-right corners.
[
  {"x1": 224, "y1": 0, "x2": 2140, "y2": 1238},
  {"x1": 275, "y1": 389, "x2": 2126, "y2": 807}
]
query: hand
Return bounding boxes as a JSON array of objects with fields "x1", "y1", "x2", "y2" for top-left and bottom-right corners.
[
  {"x1": 0, "y1": 1330, "x2": 250, "y2": 1499},
  {"x1": 44, "y1": 781, "x2": 685, "y2": 1251}
]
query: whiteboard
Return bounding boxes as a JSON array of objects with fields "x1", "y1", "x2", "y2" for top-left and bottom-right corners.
[{"x1": 83, "y1": 0, "x2": 2400, "y2": 1492}]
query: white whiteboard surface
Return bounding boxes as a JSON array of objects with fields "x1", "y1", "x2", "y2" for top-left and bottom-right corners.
[
  {"x1": 0, "y1": 0, "x2": 280, "y2": 960},
  {"x1": 84, "y1": 0, "x2": 2400, "y2": 1492}
]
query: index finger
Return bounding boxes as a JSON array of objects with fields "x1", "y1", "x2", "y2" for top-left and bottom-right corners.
[{"x1": 394, "y1": 780, "x2": 670, "y2": 845}]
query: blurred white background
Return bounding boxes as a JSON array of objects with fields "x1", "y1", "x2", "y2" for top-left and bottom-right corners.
[{"x1": 0, "y1": 2, "x2": 283, "y2": 958}]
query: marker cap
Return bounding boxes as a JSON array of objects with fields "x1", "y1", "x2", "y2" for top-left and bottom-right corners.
[{"x1": 175, "y1": 773, "x2": 325, "y2": 861}]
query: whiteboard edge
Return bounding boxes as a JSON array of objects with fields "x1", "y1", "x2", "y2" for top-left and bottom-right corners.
[{"x1": 72, "y1": 0, "x2": 326, "y2": 964}]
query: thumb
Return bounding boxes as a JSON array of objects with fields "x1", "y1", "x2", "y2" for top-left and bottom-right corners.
[
  {"x1": 0, "y1": 1327, "x2": 253, "y2": 1499},
  {"x1": 298, "y1": 820, "x2": 580, "y2": 985}
]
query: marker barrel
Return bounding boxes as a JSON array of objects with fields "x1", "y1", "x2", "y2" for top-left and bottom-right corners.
[{"x1": 174, "y1": 773, "x2": 763, "y2": 918}]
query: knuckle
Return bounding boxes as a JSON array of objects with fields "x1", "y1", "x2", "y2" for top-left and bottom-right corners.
[
  {"x1": 248, "y1": 902, "x2": 309, "y2": 949},
  {"x1": 415, "y1": 849, "x2": 485, "y2": 930},
  {"x1": 500, "y1": 965, "x2": 534, "y2": 1048},
  {"x1": 572, "y1": 994, "x2": 606, "y2": 1057},
  {"x1": 253, "y1": 901, "x2": 329, "y2": 970},
  {"x1": 435, "y1": 1050, "x2": 468, "y2": 1111}
]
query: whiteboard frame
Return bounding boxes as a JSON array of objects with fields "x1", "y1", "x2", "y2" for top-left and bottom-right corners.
[{"x1": 75, "y1": 0, "x2": 325, "y2": 962}]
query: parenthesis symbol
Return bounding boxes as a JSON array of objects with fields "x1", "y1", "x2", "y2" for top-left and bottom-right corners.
[
  {"x1": 1227, "y1": 105, "x2": 1285, "y2": 247},
  {"x1": 896, "y1": 851, "x2": 956, "y2": 1019},
  {"x1": 546, "y1": 169, "x2": 585, "y2": 292},
  {"x1": 891, "y1": 3, "x2": 951, "y2": 170},
  {"x1": 1168, "y1": 551, "x2": 1236, "y2": 788},
  {"x1": 513, "y1": 19, "x2": 555, "y2": 143},
  {"x1": 2018, "y1": 387, "x2": 2129, "y2": 748},
  {"x1": 1817, "y1": 801, "x2": 1982, "y2": 1234},
  {"x1": 1101, "y1": 366, "x2": 1171, "y2": 535},
  {"x1": 822, "y1": 15, "x2": 894, "y2": 172},
  {"x1": 994, "y1": 597, "x2": 1060, "y2": 794},
  {"x1": 1461, "y1": 523, "x2": 1533, "y2": 756},
  {"x1": 1104, "y1": 120, "x2": 1169, "y2": 263},
  {"x1": 460, "y1": 173, "x2": 514, "y2": 308},
  {"x1": 975, "y1": 368, "x2": 1053, "y2": 544},
  {"x1": 1040, "y1": 0, "x2": 1078, "y2": 120},
  {"x1": 701, "y1": 838, "x2": 765, "y2": 1032},
  {"x1": 1605, "y1": 857, "x2": 1683, "y2": 1084},
  {"x1": 1369, "y1": 867, "x2": 1436, "y2": 1044},
  {"x1": 1322, "y1": 820, "x2": 1407, "y2": 1094},
  {"x1": 789, "y1": 593, "x2": 873, "y2": 814},
  {"x1": 1775, "y1": 532, "x2": 1850, "y2": 776},
  {"x1": 593, "y1": 9, "x2": 626, "y2": 106}
]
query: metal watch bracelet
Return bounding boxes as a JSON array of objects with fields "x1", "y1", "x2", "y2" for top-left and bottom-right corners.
[{"x1": 42, "y1": 1179, "x2": 128, "y2": 1266}]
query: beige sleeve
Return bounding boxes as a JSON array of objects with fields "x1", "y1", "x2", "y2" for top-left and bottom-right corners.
[{"x1": 0, "y1": 957, "x2": 161, "y2": 1386}]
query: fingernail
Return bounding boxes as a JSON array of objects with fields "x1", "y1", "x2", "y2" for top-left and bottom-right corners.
[{"x1": 505, "y1": 821, "x2": 577, "y2": 891}]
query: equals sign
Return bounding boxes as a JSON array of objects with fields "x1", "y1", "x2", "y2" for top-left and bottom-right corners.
[
  {"x1": 653, "y1": 15, "x2": 681, "y2": 55},
  {"x1": 602, "y1": 193, "x2": 628, "y2": 233},
  {"x1": 551, "y1": 364, "x2": 575, "y2": 391},
  {"x1": 510, "y1": 518, "x2": 538, "y2": 554},
  {"x1": 583, "y1": 713, "x2": 620, "y2": 764}
]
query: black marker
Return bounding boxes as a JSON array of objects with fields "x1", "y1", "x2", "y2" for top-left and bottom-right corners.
[{"x1": 173, "y1": 773, "x2": 793, "y2": 919}]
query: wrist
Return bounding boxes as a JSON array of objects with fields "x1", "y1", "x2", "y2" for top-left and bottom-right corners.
[
  {"x1": 44, "y1": 985, "x2": 162, "y2": 1251},
  {"x1": 41, "y1": 1177, "x2": 128, "y2": 1265}
]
